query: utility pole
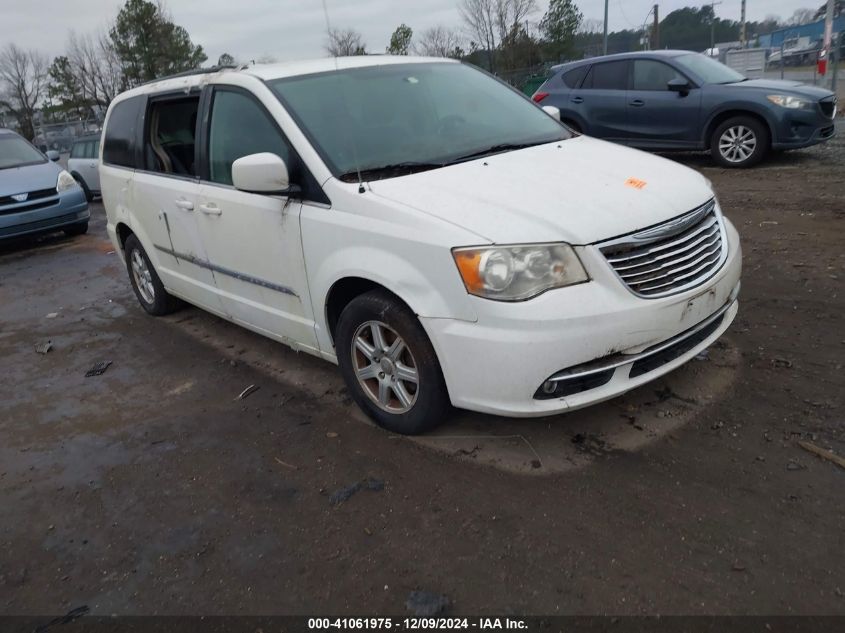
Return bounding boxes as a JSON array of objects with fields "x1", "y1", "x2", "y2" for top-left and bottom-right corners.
[
  {"x1": 603, "y1": 0, "x2": 609, "y2": 55},
  {"x1": 740, "y1": 0, "x2": 747, "y2": 48},
  {"x1": 653, "y1": 4, "x2": 660, "y2": 50},
  {"x1": 709, "y1": 1, "x2": 723, "y2": 52}
]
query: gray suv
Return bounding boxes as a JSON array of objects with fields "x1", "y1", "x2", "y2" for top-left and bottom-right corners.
[{"x1": 533, "y1": 51, "x2": 837, "y2": 168}]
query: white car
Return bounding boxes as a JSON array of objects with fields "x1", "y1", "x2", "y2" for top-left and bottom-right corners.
[
  {"x1": 68, "y1": 135, "x2": 101, "y2": 201},
  {"x1": 100, "y1": 57, "x2": 741, "y2": 435}
]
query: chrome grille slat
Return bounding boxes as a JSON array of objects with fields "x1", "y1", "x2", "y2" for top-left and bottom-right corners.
[
  {"x1": 615, "y1": 228, "x2": 720, "y2": 274},
  {"x1": 599, "y1": 200, "x2": 727, "y2": 298},
  {"x1": 636, "y1": 253, "x2": 723, "y2": 292},
  {"x1": 621, "y1": 236, "x2": 721, "y2": 283},
  {"x1": 605, "y1": 215, "x2": 718, "y2": 263}
]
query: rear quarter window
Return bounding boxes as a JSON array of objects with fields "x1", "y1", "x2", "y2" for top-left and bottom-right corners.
[
  {"x1": 562, "y1": 66, "x2": 589, "y2": 89},
  {"x1": 103, "y1": 96, "x2": 144, "y2": 167}
]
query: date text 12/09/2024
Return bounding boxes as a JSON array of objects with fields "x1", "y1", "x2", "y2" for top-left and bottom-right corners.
[{"x1": 308, "y1": 618, "x2": 528, "y2": 630}]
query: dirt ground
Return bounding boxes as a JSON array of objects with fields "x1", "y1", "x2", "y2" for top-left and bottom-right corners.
[{"x1": 1, "y1": 127, "x2": 843, "y2": 617}]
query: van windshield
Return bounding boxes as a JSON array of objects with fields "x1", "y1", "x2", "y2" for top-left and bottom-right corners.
[
  {"x1": 0, "y1": 135, "x2": 47, "y2": 170},
  {"x1": 269, "y1": 62, "x2": 570, "y2": 181}
]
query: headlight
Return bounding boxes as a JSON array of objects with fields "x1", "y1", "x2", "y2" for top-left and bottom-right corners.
[
  {"x1": 453, "y1": 243, "x2": 588, "y2": 301},
  {"x1": 766, "y1": 95, "x2": 811, "y2": 109},
  {"x1": 56, "y1": 170, "x2": 79, "y2": 192}
]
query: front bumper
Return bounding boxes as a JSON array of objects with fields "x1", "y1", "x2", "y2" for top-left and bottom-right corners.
[
  {"x1": 771, "y1": 108, "x2": 836, "y2": 150},
  {"x1": 422, "y1": 217, "x2": 742, "y2": 417},
  {"x1": 0, "y1": 187, "x2": 89, "y2": 240}
]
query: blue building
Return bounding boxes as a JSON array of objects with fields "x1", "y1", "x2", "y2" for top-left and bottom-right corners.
[{"x1": 757, "y1": 16, "x2": 845, "y2": 49}]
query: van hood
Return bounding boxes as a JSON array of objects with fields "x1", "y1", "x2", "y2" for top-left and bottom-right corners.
[
  {"x1": 0, "y1": 160, "x2": 61, "y2": 196},
  {"x1": 367, "y1": 136, "x2": 714, "y2": 245}
]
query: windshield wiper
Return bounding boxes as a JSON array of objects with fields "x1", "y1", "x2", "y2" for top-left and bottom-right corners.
[
  {"x1": 447, "y1": 141, "x2": 548, "y2": 164},
  {"x1": 339, "y1": 161, "x2": 445, "y2": 182}
]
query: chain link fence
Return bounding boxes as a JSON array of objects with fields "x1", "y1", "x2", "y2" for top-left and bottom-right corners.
[{"x1": 32, "y1": 117, "x2": 103, "y2": 154}]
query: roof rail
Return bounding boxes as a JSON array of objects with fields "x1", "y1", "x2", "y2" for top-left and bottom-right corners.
[{"x1": 140, "y1": 64, "x2": 240, "y2": 87}]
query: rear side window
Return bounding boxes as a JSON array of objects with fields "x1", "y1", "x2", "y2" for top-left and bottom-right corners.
[
  {"x1": 562, "y1": 66, "x2": 589, "y2": 89},
  {"x1": 104, "y1": 96, "x2": 144, "y2": 167},
  {"x1": 70, "y1": 142, "x2": 85, "y2": 159},
  {"x1": 583, "y1": 61, "x2": 629, "y2": 90},
  {"x1": 144, "y1": 96, "x2": 200, "y2": 176}
]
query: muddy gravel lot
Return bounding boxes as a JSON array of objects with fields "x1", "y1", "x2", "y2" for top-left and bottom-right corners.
[{"x1": 1, "y1": 128, "x2": 844, "y2": 617}]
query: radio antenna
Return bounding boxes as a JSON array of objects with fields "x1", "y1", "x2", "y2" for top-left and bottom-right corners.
[{"x1": 321, "y1": 0, "x2": 366, "y2": 193}]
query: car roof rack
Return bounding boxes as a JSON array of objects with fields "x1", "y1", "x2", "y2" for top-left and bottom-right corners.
[{"x1": 140, "y1": 64, "x2": 242, "y2": 86}]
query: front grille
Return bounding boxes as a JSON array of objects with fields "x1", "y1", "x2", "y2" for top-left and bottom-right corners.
[
  {"x1": 0, "y1": 187, "x2": 57, "y2": 206},
  {"x1": 820, "y1": 97, "x2": 836, "y2": 118},
  {"x1": 598, "y1": 199, "x2": 726, "y2": 298},
  {"x1": 0, "y1": 187, "x2": 59, "y2": 216}
]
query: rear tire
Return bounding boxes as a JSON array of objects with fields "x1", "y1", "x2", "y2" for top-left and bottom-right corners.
[
  {"x1": 124, "y1": 234, "x2": 181, "y2": 316},
  {"x1": 335, "y1": 290, "x2": 450, "y2": 435},
  {"x1": 63, "y1": 221, "x2": 88, "y2": 237},
  {"x1": 710, "y1": 116, "x2": 769, "y2": 168}
]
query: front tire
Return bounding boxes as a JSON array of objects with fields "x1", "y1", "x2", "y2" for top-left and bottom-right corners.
[
  {"x1": 124, "y1": 234, "x2": 181, "y2": 316},
  {"x1": 711, "y1": 116, "x2": 769, "y2": 168},
  {"x1": 336, "y1": 290, "x2": 450, "y2": 435}
]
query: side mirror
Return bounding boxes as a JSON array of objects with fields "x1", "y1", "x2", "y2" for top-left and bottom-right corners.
[
  {"x1": 542, "y1": 105, "x2": 561, "y2": 121},
  {"x1": 46, "y1": 150, "x2": 60, "y2": 162},
  {"x1": 232, "y1": 152, "x2": 291, "y2": 194},
  {"x1": 667, "y1": 78, "x2": 691, "y2": 94}
]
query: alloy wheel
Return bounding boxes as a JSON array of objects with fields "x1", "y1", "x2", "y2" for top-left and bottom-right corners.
[
  {"x1": 351, "y1": 320, "x2": 419, "y2": 413},
  {"x1": 718, "y1": 125, "x2": 757, "y2": 164},
  {"x1": 130, "y1": 249, "x2": 156, "y2": 305}
]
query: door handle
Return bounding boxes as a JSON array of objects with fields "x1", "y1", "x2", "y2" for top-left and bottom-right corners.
[
  {"x1": 571, "y1": 96, "x2": 584, "y2": 104},
  {"x1": 630, "y1": 99, "x2": 645, "y2": 107},
  {"x1": 199, "y1": 203, "x2": 222, "y2": 216},
  {"x1": 174, "y1": 198, "x2": 194, "y2": 211}
]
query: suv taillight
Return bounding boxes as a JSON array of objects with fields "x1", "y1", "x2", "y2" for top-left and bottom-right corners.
[{"x1": 532, "y1": 92, "x2": 549, "y2": 103}]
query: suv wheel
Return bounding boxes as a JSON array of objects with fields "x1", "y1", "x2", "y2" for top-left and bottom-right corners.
[
  {"x1": 124, "y1": 234, "x2": 181, "y2": 316},
  {"x1": 335, "y1": 290, "x2": 450, "y2": 435},
  {"x1": 711, "y1": 116, "x2": 769, "y2": 168}
]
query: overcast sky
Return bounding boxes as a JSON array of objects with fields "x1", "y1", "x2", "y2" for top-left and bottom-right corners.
[{"x1": 0, "y1": 0, "x2": 821, "y2": 63}]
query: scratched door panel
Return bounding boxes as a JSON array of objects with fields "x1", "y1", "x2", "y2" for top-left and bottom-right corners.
[{"x1": 132, "y1": 171, "x2": 223, "y2": 314}]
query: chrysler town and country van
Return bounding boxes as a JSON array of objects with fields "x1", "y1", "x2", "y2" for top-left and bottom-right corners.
[{"x1": 101, "y1": 57, "x2": 742, "y2": 435}]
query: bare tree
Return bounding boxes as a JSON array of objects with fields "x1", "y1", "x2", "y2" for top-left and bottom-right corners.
[
  {"x1": 325, "y1": 28, "x2": 367, "y2": 56},
  {"x1": 0, "y1": 44, "x2": 48, "y2": 140},
  {"x1": 459, "y1": 0, "x2": 498, "y2": 70},
  {"x1": 787, "y1": 8, "x2": 817, "y2": 25},
  {"x1": 460, "y1": 0, "x2": 538, "y2": 71},
  {"x1": 414, "y1": 26, "x2": 465, "y2": 57},
  {"x1": 67, "y1": 31, "x2": 124, "y2": 109}
]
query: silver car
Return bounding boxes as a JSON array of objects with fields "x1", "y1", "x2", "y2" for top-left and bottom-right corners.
[
  {"x1": 68, "y1": 134, "x2": 101, "y2": 201},
  {"x1": 0, "y1": 128, "x2": 89, "y2": 240}
]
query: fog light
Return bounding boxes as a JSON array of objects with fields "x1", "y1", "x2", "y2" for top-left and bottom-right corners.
[{"x1": 542, "y1": 381, "x2": 557, "y2": 395}]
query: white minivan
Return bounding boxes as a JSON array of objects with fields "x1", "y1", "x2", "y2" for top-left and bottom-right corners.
[{"x1": 101, "y1": 57, "x2": 741, "y2": 435}]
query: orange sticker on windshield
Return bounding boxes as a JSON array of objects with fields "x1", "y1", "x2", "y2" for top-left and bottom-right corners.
[{"x1": 625, "y1": 177, "x2": 647, "y2": 190}]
